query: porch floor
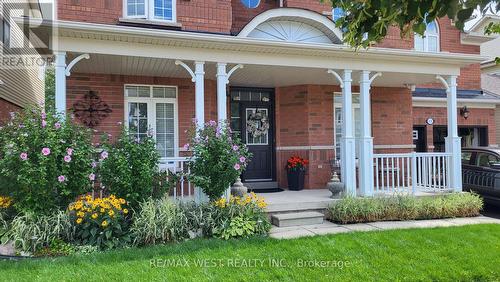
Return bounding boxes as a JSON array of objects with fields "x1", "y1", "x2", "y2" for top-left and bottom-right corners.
[{"x1": 258, "y1": 188, "x2": 452, "y2": 213}]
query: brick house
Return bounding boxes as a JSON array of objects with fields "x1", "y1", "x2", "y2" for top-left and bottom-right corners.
[{"x1": 49, "y1": 0, "x2": 495, "y2": 198}]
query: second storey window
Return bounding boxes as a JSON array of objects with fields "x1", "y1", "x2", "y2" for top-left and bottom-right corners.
[
  {"x1": 414, "y1": 21, "x2": 439, "y2": 52},
  {"x1": 125, "y1": 0, "x2": 176, "y2": 22}
]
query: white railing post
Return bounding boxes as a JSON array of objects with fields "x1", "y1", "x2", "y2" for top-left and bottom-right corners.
[
  {"x1": 54, "y1": 51, "x2": 67, "y2": 115},
  {"x1": 358, "y1": 70, "x2": 375, "y2": 197},
  {"x1": 411, "y1": 152, "x2": 417, "y2": 194},
  {"x1": 341, "y1": 70, "x2": 357, "y2": 196}
]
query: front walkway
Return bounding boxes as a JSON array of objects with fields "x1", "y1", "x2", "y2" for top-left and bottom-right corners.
[{"x1": 270, "y1": 215, "x2": 500, "y2": 239}]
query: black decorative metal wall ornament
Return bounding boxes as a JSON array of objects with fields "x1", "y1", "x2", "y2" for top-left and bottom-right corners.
[{"x1": 72, "y1": 91, "x2": 112, "y2": 127}]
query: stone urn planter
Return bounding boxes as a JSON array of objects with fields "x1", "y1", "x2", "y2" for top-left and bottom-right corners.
[
  {"x1": 327, "y1": 171, "x2": 344, "y2": 198},
  {"x1": 231, "y1": 177, "x2": 248, "y2": 197}
]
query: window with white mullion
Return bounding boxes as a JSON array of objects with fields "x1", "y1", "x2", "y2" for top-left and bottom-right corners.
[
  {"x1": 414, "y1": 21, "x2": 439, "y2": 52},
  {"x1": 125, "y1": 85, "x2": 178, "y2": 159},
  {"x1": 333, "y1": 93, "x2": 361, "y2": 159},
  {"x1": 124, "y1": 0, "x2": 175, "y2": 22}
]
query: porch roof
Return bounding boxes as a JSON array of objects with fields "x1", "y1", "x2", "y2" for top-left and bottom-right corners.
[{"x1": 50, "y1": 20, "x2": 487, "y2": 81}]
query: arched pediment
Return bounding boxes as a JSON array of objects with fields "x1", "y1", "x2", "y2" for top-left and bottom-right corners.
[{"x1": 238, "y1": 8, "x2": 343, "y2": 44}]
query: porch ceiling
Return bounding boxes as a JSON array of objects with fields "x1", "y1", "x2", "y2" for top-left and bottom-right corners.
[
  {"x1": 51, "y1": 20, "x2": 488, "y2": 78},
  {"x1": 70, "y1": 53, "x2": 438, "y2": 88}
]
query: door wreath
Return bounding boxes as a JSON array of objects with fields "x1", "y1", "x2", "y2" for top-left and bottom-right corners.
[{"x1": 246, "y1": 111, "x2": 270, "y2": 137}]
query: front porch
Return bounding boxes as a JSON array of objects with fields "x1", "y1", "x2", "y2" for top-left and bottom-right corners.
[{"x1": 51, "y1": 20, "x2": 484, "y2": 202}]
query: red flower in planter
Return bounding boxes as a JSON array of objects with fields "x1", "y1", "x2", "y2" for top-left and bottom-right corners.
[{"x1": 286, "y1": 156, "x2": 309, "y2": 171}]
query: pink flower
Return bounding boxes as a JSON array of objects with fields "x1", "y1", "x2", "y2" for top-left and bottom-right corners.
[
  {"x1": 64, "y1": 155, "x2": 72, "y2": 163},
  {"x1": 9, "y1": 112, "x2": 16, "y2": 119},
  {"x1": 117, "y1": 121, "x2": 123, "y2": 125},
  {"x1": 41, "y1": 147, "x2": 51, "y2": 156},
  {"x1": 234, "y1": 163, "x2": 241, "y2": 170},
  {"x1": 232, "y1": 145, "x2": 239, "y2": 151},
  {"x1": 183, "y1": 143, "x2": 190, "y2": 151},
  {"x1": 66, "y1": 148, "x2": 73, "y2": 156},
  {"x1": 41, "y1": 120, "x2": 47, "y2": 128},
  {"x1": 208, "y1": 120, "x2": 217, "y2": 127},
  {"x1": 20, "y1": 152, "x2": 28, "y2": 160},
  {"x1": 41, "y1": 112, "x2": 46, "y2": 119},
  {"x1": 89, "y1": 173, "x2": 95, "y2": 181},
  {"x1": 91, "y1": 161, "x2": 97, "y2": 168},
  {"x1": 58, "y1": 175, "x2": 66, "y2": 183},
  {"x1": 100, "y1": 151, "x2": 108, "y2": 160},
  {"x1": 54, "y1": 122, "x2": 61, "y2": 129},
  {"x1": 18, "y1": 124, "x2": 24, "y2": 128},
  {"x1": 239, "y1": 156, "x2": 246, "y2": 163}
]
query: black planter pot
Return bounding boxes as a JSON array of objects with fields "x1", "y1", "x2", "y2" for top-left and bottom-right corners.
[{"x1": 287, "y1": 169, "x2": 305, "y2": 191}]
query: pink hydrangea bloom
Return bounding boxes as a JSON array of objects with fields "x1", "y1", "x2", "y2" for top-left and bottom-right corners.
[
  {"x1": 239, "y1": 156, "x2": 246, "y2": 163},
  {"x1": 89, "y1": 173, "x2": 95, "y2": 181},
  {"x1": 64, "y1": 155, "x2": 72, "y2": 163},
  {"x1": 66, "y1": 148, "x2": 73, "y2": 156},
  {"x1": 234, "y1": 163, "x2": 241, "y2": 170},
  {"x1": 54, "y1": 122, "x2": 61, "y2": 129},
  {"x1": 20, "y1": 152, "x2": 28, "y2": 160},
  {"x1": 58, "y1": 175, "x2": 66, "y2": 182},
  {"x1": 41, "y1": 147, "x2": 51, "y2": 156}
]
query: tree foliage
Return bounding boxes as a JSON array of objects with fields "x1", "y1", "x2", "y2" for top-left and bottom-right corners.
[{"x1": 327, "y1": 0, "x2": 499, "y2": 48}]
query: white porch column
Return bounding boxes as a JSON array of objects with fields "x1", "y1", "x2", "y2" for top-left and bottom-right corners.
[
  {"x1": 341, "y1": 70, "x2": 357, "y2": 196},
  {"x1": 54, "y1": 51, "x2": 67, "y2": 115},
  {"x1": 445, "y1": 75, "x2": 462, "y2": 192},
  {"x1": 358, "y1": 70, "x2": 374, "y2": 196},
  {"x1": 216, "y1": 63, "x2": 228, "y2": 123},
  {"x1": 194, "y1": 61, "x2": 205, "y2": 128}
]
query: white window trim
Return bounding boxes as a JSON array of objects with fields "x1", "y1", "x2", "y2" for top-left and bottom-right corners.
[
  {"x1": 123, "y1": 84, "x2": 179, "y2": 161},
  {"x1": 123, "y1": 0, "x2": 177, "y2": 23},
  {"x1": 414, "y1": 21, "x2": 440, "y2": 52},
  {"x1": 333, "y1": 92, "x2": 360, "y2": 159}
]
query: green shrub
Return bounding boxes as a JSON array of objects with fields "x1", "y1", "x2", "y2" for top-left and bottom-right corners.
[
  {"x1": 33, "y1": 239, "x2": 76, "y2": 257},
  {"x1": 130, "y1": 197, "x2": 178, "y2": 245},
  {"x1": 99, "y1": 128, "x2": 160, "y2": 208},
  {"x1": 69, "y1": 195, "x2": 131, "y2": 250},
  {"x1": 0, "y1": 108, "x2": 94, "y2": 215},
  {"x1": 187, "y1": 121, "x2": 251, "y2": 200},
  {"x1": 329, "y1": 192, "x2": 483, "y2": 224},
  {"x1": 4, "y1": 211, "x2": 74, "y2": 253}
]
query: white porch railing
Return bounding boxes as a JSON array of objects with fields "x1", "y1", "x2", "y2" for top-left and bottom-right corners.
[
  {"x1": 373, "y1": 152, "x2": 453, "y2": 194},
  {"x1": 158, "y1": 157, "x2": 194, "y2": 199}
]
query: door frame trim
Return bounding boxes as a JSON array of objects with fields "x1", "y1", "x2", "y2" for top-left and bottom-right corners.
[{"x1": 229, "y1": 86, "x2": 276, "y2": 182}]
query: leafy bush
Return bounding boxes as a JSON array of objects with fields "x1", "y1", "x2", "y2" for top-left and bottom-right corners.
[
  {"x1": 211, "y1": 193, "x2": 271, "y2": 239},
  {"x1": 33, "y1": 239, "x2": 76, "y2": 257},
  {"x1": 4, "y1": 211, "x2": 74, "y2": 253},
  {"x1": 130, "y1": 197, "x2": 178, "y2": 246},
  {"x1": 0, "y1": 108, "x2": 94, "y2": 214},
  {"x1": 99, "y1": 128, "x2": 159, "y2": 208},
  {"x1": 329, "y1": 192, "x2": 483, "y2": 224},
  {"x1": 187, "y1": 121, "x2": 251, "y2": 200},
  {"x1": 69, "y1": 195, "x2": 131, "y2": 250}
]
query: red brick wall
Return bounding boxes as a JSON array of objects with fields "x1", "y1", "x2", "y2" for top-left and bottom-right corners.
[
  {"x1": 58, "y1": 0, "x2": 233, "y2": 33},
  {"x1": 231, "y1": 0, "x2": 277, "y2": 34},
  {"x1": 0, "y1": 98, "x2": 21, "y2": 124},
  {"x1": 66, "y1": 73, "x2": 217, "y2": 146},
  {"x1": 275, "y1": 84, "x2": 412, "y2": 189},
  {"x1": 372, "y1": 87, "x2": 414, "y2": 153},
  {"x1": 283, "y1": 0, "x2": 331, "y2": 14},
  {"x1": 413, "y1": 106, "x2": 496, "y2": 149}
]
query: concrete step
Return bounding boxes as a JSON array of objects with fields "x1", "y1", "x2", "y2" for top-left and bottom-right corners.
[
  {"x1": 271, "y1": 211, "x2": 324, "y2": 227},
  {"x1": 244, "y1": 181, "x2": 278, "y2": 190}
]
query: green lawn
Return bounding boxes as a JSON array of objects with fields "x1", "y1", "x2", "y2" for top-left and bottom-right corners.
[{"x1": 1, "y1": 224, "x2": 499, "y2": 281}]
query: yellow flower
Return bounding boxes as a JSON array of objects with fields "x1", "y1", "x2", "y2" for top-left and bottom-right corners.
[
  {"x1": 76, "y1": 218, "x2": 83, "y2": 224},
  {"x1": 100, "y1": 208, "x2": 105, "y2": 213},
  {"x1": 119, "y1": 198, "x2": 126, "y2": 204},
  {"x1": 91, "y1": 213, "x2": 98, "y2": 219},
  {"x1": 77, "y1": 211, "x2": 85, "y2": 218},
  {"x1": 108, "y1": 210, "x2": 115, "y2": 217},
  {"x1": 123, "y1": 209, "x2": 128, "y2": 214},
  {"x1": 101, "y1": 220, "x2": 108, "y2": 227}
]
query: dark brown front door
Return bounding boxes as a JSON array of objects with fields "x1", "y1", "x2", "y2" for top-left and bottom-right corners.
[{"x1": 229, "y1": 88, "x2": 275, "y2": 182}]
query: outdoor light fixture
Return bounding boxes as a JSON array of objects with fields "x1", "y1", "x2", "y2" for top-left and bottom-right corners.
[{"x1": 460, "y1": 106, "x2": 470, "y2": 119}]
